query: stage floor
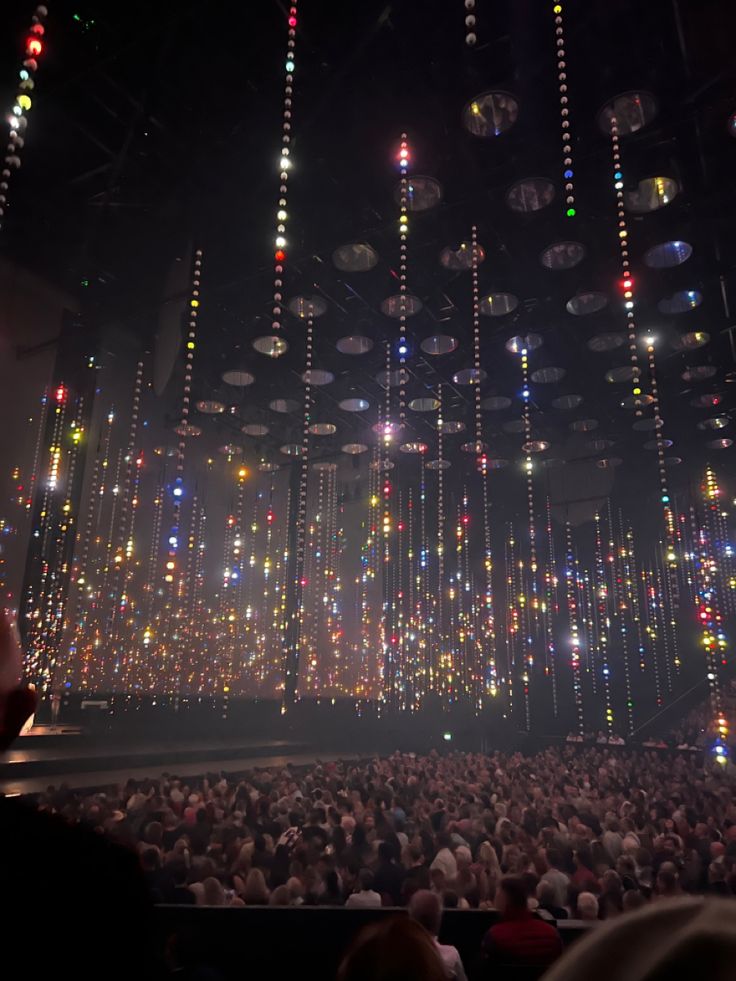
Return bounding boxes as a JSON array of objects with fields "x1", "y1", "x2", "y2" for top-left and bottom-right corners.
[{"x1": 0, "y1": 729, "x2": 359, "y2": 797}]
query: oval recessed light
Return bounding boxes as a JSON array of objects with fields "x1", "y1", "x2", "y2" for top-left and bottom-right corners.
[
  {"x1": 540, "y1": 241, "x2": 586, "y2": 271},
  {"x1": 421, "y1": 334, "x2": 458, "y2": 355},
  {"x1": 462, "y1": 90, "x2": 519, "y2": 137}
]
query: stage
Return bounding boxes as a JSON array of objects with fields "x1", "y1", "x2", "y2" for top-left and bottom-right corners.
[
  {"x1": 0, "y1": 725, "x2": 338, "y2": 796},
  {"x1": 0, "y1": 691, "x2": 516, "y2": 796}
]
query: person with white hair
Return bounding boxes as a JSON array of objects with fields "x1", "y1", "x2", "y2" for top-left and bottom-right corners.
[
  {"x1": 409, "y1": 888, "x2": 468, "y2": 981},
  {"x1": 576, "y1": 891, "x2": 600, "y2": 921}
]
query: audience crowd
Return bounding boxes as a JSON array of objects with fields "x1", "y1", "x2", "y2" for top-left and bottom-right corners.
[{"x1": 32, "y1": 742, "x2": 736, "y2": 928}]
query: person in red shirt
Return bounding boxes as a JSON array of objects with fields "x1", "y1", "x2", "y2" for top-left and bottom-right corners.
[{"x1": 482, "y1": 875, "x2": 563, "y2": 974}]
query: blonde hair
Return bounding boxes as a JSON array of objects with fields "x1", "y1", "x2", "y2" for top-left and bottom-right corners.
[{"x1": 242, "y1": 867, "x2": 270, "y2": 905}]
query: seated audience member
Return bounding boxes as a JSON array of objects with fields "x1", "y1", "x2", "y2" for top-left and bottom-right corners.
[
  {"x1": 481, "y1": 876, "x2": 563, "y2": 972},
  {"x1": 374, "y1": 840, "x2": 406, "y2": 905},
  {"x1": 542, "y1": 848, "x2": 571, "y2": 908},
  {"x1": 622, "y1": 889, "x2": 647, "y2": 914},
  {"x1": 536, "y1": 880, "x2": 568, "y2": 921},
  {"x1": 269, "y1": 884, "x2": 290, "y2": 906},
  {"x1": 431, "y1": 833, "x2": 459, "y2": 879},
  {"x1": 655, "y1": 866, "x2": 683, "y2": 901},
  {"x1": 599, "y1": 869, "x2": 624, "y2": 918},
  {"x1": 707, "y1": 862, "x2": 732, "y2": 898},
  {"x1": 575, "y1": 891, "x2": 600, "y2": 922},
  {"x1": 241, "y1": 867, "x2": 270, "y2": 905},
  {"x1": 338, "y1": 916, "x2": 447, "y2": 981},
  {"x1": 345, "y1": 868, "x2": 383, "y2": 908},
  {"x1": 409, "y1": 889, "x2": 468, "y2": 981}
]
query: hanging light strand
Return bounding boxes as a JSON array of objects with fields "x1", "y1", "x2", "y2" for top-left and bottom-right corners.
[
  {"x1": 594, "y1": 513, "x2": 614, "y2": 734},
  {"x1": 397, "y1": 133, "x2": 409, "y2": 427},
  {"x1": 471, "y1": 225, "x2": 496, "y2": 705},
  {"x1": 644, "y1": 334, "x2": 677, "y2": 567},
  {"x1": 471, "y1": 225, "x2": 484, "y2": 454},
  {"x1": 291, "y1": 307, "x2": 314, "y2": 697},
  {"x1": 553, "y1": 1, "x2": 575, "y2": 217},
  {"x1": 565, "y1": 522, "x2": 584, "y2": 735},
  {"x1": 0, "y1": 5, "x2": 48, "y2": 232},
  {"x1": 165, "y1": 250, "x2": 202, "y2": 592},
  {"x1": 481, "y1": 468, "x2": 497, "y2": 701},
  {"x1": 520, "y1": 344, "x2": 538, "y2": 722},
  {"x1": 695, "y1": 473, "x2": 729, "y2": 762},
  {"x1": 109, "y1": 360, "x2": 144, "y2": 648},
  {"x1": 436, "y1": 386, "x2": 446, "y2": 697},
  {"x1": 271, "y1": 3, "x2": 299, "y2": 334},
  {"x1": 610, "y1": 118, "x2": 642, "y2": 417},
  {"x1": 464, "y1": 0, "x2": 477, "y2": 46},
  {"x1": 607, "y1": 500, "x2": 634, "y2": 733},
  {"x1": 545, "y1": 499, "x2": 559, "y2": 716}
]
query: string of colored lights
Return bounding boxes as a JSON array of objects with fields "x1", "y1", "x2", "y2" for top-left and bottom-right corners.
[
  {"x1": 619, "y1": 509, "x2": 662, "y2": 705},
  {"x1": 552, "y1": 1, "x2": 575, "y2": 218},
  {"x1": 643, "y1": 333, "x2": 677, "y2": 564},
  {"x1": 607, "y1": 500, "x2": 634, "y2": 732},
  {"x1": 609, "y1": 116, "x2": 642, "y2": 418},
  {"x1": 326, "y1": 464, "x2": 343, "y2": 693},
  {"x1": 469, "y1": 224, "x2": 495, "y2": 707},
  {"x1": 397, "y1": 134, "x2": 410, "y2": 428},
  {"x1": 45, "y1": 393, "x2": 86, "y2": 694},
  {"x1": 594, "y1": 512, "x2": 615, "y2": 733},
  {"x1": 418, "y1": 452, "x2": 430, "y2": 705},
  {"x1": 118, "y1": 446, "x2": 144, "y2": 692},
  {"x1": 506, "y1": 524, "x2": 518, "y2": 721},
  {"x1": 480, "y1": 464, "x2": 497, "y2": 703},
  {"x1": 183, "y1": 495, "x2": 204, "y2": 692},
  {"x1": 360, "y1": 449, "x2": 381, "y2": 699},
  {"x1": 24, "y1": 382, "x2": 68, "y2": 687},
  {"x1": 25, "y1": 389, "x2": 49, "y2": 515},
  {"x1": 143, "y1": 476, "x2": 164, "y2": 655},
  {"x1": 435, "y1": 386, "x2": 446, "y2": 696},
  {"x1": 577, "y1": 549, "x2": 595, "y2": 693},
  {"x1": 273, "y1": 482, "x2": 290, "y2": 698},
  {"x1": 379, "y1": 340, "x2": 394, "y2": 700},
  {"x1": 271, "y1": 2, "x2": 299, "y2": 339},
  {"x1": 565, "y1": 521, "x2": 584, "y2": 735},
  {"x1": 304, "y1": 465, "x2": 325, "y2": 694},
  {"x1": 544, "y1": 500, "x2": 558, "y2": 716},
  {"x1": 0, "y1": 5, "x2": 48, "y2": 233},
  {"x1": 663, "y1": 541, "x2": 682, "y2": 677},
  {"x1": 163, "y1": 249, "x2": 202, "y2": 690},
  {"x1": 696, "y1": 469, "x2": 729, "y2": 761},
  {"x1": 68, "y1": 405, "x2": 109, "y2": 689},
  {"x1": 76, "y1": 406, "x2": 116, "y2": 690},
  {"x1": 287, "y1": 305, "x2": 314, "y2": 706},
  {"x1": 109, "y1": 360, "x2": 144, "y2": 676},
  {"x1": 405, "y1": 483, "x2": 417, "y2": 710},
  {"x1": 519, "y1": 344, "x2": 536, "y2": 727},
  {"x1": 641, "y1": 562, "x2": 663, "y2": 708},
  {"x1": 654, "y1": 559, "x2": 673, "y2": 694}
]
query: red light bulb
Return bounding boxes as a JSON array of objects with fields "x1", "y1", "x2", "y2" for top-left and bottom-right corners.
[
  {"x1": 275, "y1": 249, "x2": 286, "y2": 262},
  {"x1": 26, "y1": 37, "x2": 43, "y2": 57}
]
